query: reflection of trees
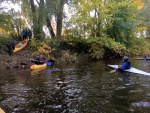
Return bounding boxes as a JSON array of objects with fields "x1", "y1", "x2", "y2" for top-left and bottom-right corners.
[
  {"x1": 0, "y1": 70, "x2": 7, "y2": 103},
  {"x1": 26, "y1": 70, "x2": 68, "y2": 112},
  {"x1": 74, "y1": 62, "x2": 113, "y2": 112},
  {"x1": 121, "y1": 72, "x2": 131, "y2": 85},
  {"x1": 111, "y1": 71, "x2": 150, "y2": 113},
  {"x1": 0, "y1": 69, "x2": 17, "y2": 102},
  {"x1": 0, "y1": 61, "x2": 148, "y2": 112},
  {"x1": 0, "y1": 69, "x2": 31, "y2": 112},
  {"x1": 26, "y1": 75, "x2": 48, "y2": 111},
  {"x1": 110, "y1": 72, "x2": 133, "y2": 112}
]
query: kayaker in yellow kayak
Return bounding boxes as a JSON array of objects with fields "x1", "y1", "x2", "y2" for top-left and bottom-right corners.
[{"x1": 31, "y1": 55, "x2": 47, "y2": 65}]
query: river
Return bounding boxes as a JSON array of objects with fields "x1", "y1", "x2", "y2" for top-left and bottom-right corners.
[{"x1": 0, "y1": 57, "x2": 150, "y2": 113}]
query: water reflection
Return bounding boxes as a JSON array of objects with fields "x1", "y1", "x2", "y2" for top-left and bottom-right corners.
[
  {"x1": 0, "y1": 60, "x2": 150, "y2": 112},
  {"x1": 119, "y1": 72, "x2": 132, "y2": 86}
]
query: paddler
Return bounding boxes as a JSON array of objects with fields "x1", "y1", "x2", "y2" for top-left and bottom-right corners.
[
  {"x1": 31, "y1": 55, "x2": 47, "y2": 64},
  {"x1": 118, "y1": 56, "x2": 131, "y2": 70}
]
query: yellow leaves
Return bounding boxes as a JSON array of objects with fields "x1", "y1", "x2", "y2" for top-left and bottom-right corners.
[
  {"x1": 80, "y1": 0, "x2": 84, "y2": 4},
  {"x1": 138, "y1": 3, "x2": 144, "y2": 10},
  {"x1": 63, "y1": 29, "x2": 71, "y2": 38},
  {"x1": 30, "y1": 40, "x2": 55, "y2": 58},
  {"x1": 133, "y1": 0, "x2": 144, "y2": 10},
  {"x1": 0, "y1": 28, "x2": 4, "y2": 34},
  {"x1": 0, "y1": 28, "x2": 15, "y2": 37},
  {"x1": 0, "y1": 16, "x2": 14, "y2": 36},
  {"x1": 137, "y1": 26, "x2": 147, "y2": 32},
  {"x1": 31, "y1": 39, "x2": 55, "y2": 59},
  {"x1": 37, "y1": 42, "x2": 51, "y2": 54},
  {"x1": 21, "y1": 18, "x2": 27, "y2": 28},
  {"x1": 137, "y1": 21, "x2": 141, "y2": 25},
  {"x1": 136, "y1": 20, "x2": 147, "y2": 32}
]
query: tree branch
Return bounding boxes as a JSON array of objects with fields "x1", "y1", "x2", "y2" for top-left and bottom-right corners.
[{"x1": 36, "y1": 0, "x2": 40, "y2": 6}]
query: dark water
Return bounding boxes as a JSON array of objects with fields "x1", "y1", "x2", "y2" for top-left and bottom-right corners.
[{"x1": 0, "y1": 58, "x2": 150, "y2": 113}]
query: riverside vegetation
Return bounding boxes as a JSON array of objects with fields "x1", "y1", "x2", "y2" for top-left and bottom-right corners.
[
  {"x1": 0, "y1": 0, "x2": 150, "y2": 69},
  {"x1": 0, "y1": 33, "x2": 149, "y2": 69}
]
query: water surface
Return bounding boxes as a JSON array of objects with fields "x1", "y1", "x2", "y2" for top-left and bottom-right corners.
[{"x1": 0, "y1": 58, "x2": 150, "y2": 113}]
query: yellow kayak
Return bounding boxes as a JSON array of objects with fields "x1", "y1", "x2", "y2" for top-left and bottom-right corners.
[
  {"x1": 30, "y1": 67, "x2": 46, "y2": 75},
  {"x1": 30, "y1": 63, "x2": 47, "y2": 70},
  {"x1": 13, "y1": 39, "x2": 28, "y2": 52},
  {"x1": 0, "y1": 108, "x2": 5, "y2": 113}
]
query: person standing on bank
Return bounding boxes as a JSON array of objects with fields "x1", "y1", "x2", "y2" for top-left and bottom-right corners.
[
  {"x1": 22, "y1": 29, "x2": 27, "y2": 40},
  {"x1": 6, "y1": 40, "x2": 16, "y2": 56},
  {"x1": 27, "y1": 28, "x2": 32, "y2": 41}
]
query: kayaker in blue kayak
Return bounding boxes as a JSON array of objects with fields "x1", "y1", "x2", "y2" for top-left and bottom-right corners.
[{"x1": 118, "y1": 56, "x2": 131, "y2": 71}]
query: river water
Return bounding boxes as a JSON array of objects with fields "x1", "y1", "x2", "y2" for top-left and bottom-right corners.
[{"x1": 0, "y1": 58, "x2": 150, "y2": 113}]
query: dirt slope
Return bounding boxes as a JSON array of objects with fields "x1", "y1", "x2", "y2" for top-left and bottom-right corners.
[{"x1": 0, "y1": 43, "x2": 33, "y2": 69}]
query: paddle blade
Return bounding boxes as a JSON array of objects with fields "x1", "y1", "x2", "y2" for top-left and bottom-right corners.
[
  {"x1": 109, "y1": 69, "x2": 116, "y2": 73},
  {"x1": 46, "y1": 62, "x2": 52, "y2": 66}
]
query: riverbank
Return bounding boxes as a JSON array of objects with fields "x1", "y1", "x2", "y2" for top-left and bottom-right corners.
[
  {"x1": 0, "y1": 44, "x2": 33, "y2": 69},
  {"x1": 0, "y1": 44, "x2": 119, "y2": 69},
  {"x1": 0, "y1": 43, "x2": 78, "y2": 69}
]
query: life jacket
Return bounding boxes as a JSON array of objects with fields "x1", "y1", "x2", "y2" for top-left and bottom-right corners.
[{"x1": 119, "y1": 62, "x2": 131, "y2": 70}]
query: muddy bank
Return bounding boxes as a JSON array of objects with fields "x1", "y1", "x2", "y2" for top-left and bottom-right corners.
[
  {"x1": 0, "y1": 43, "x2": 85, "y2": 69},
  {"x1": 0, "y1": 45, "x2": 33, "y2": 69}
]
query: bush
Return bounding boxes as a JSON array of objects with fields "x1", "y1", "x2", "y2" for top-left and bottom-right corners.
[
  {"x1": 0, "y1": 36, "x2": 12, "y2": 54},
  {"x1": 87, "y1": 36, "x2": 127, "y2": 60}
]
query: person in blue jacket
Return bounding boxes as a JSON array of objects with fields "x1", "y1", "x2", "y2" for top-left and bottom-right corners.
[
  {"x1": 118, "y1": 56, "x2": 131, "y2": 71},
  {"x1": 22, "y1": 29, "x2": 27, "y2": 40}
]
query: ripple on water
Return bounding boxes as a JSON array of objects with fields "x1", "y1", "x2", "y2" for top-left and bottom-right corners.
[
  {"x1": 146, "y1": 93, "x2": 150, "y2": 97},
  {"x1": 1, "y1": 60, "x2": 150, "y2": 112},
  {"x1": 115, "y1": 86, "x2": 126, "y2": 90},
  {"x1": 1, "y1": 96, "x2": 27, "y2": 109},
  {"x1": 132, "y1": 102, "x2": 150, "y2": 107},
  {"x1": 124, "y1": 83, "x2": 132, "y2": 86},
  {"x1": 141, "y1": 84, "x2": 149, "y2": 87},
  {"x1": 129, "y1": 89, "x2": 143, "y2": 93}
]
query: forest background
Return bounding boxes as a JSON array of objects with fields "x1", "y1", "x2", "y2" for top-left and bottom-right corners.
[{"x1": 0, "y1": 0, "x2": 150, "y2": 62}]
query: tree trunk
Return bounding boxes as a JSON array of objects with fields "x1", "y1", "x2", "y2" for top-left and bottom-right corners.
[
  {"x1": 95, "y1": 8, "x2": 101, "y2": 37},
  {"x1": 37, "y1": 0, "x2": 45, "y2": 40},
  {"x1": 46, "y1": 17, "x2": 55, "y2": 37},
  {"x1": 56, "y1": 0, "x2": 65, "y2": 38},
  {"x1": 30, "y1": 0, "x2": 38, "y2": 39}
]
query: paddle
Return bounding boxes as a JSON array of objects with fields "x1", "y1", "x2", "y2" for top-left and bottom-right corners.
[
  {"x1": 109, "y1": 65, "x2": 119, "y2": 73},
  {"x1": 46, "y1": 61, "x2": 52, "y2": 66},
  {"x1": 109, "y1": 69, "x2": 117, "y2": 73}
]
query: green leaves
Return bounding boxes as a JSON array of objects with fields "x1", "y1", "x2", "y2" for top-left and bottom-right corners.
[
  {"x1": 0, "y1": 14, "x2": 14, "y2": 36},
  {"x1": 87, "y1": 36, "x2": 127, "y2": 60},
  {"x1": 69, "y1": 0, "x2": 138, "y2": 41}
]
